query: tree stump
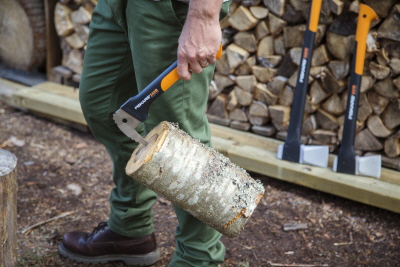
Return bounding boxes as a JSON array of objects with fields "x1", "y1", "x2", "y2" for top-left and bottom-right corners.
[
  {"x1": 126, "y1": 122, "x2": 265, "y2": 238},
  {"x1": 0, "y1": 149, "x2": 18, "y2": 267}
]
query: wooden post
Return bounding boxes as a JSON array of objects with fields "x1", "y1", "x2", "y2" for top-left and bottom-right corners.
[
  {"x1": 0, "y1": 149, "x2": 18, "y2": 267},
  {"x1": 125, "y1": 122, "x2": 265, "y2": 238}
]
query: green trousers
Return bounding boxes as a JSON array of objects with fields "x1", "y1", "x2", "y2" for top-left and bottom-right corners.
[{"x1": 79, "y1": 0, "x2": 231, "y2": 266}]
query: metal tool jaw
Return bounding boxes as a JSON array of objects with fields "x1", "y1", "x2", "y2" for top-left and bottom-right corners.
[{"x1": 113, "y1": 109, "x2": 148, "y2": 146}]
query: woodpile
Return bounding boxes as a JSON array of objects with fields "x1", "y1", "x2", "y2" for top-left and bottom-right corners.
[
  {"x1": 208, "y1": 0, "x2": 400, "y2": 170},
  {"x1": 52, "y1": 0, "x2": 97, "y2": 84}
]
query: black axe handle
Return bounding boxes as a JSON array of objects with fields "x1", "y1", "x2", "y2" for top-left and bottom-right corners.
[
  {"x1": 335, "y1": 4, "x2": 378, "y2": 174},
  {"x1": 281, "y1": 0, "x2": 323, "y2": 162}
]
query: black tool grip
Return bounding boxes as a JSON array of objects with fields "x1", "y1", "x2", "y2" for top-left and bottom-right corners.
[{"x1": 120, "y1": 61, "x2": 178, "y2": 122}]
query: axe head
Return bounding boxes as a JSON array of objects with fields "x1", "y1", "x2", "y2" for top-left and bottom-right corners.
[{"x1": 333, "y1": 155, "x2": 381, "y2": 178}]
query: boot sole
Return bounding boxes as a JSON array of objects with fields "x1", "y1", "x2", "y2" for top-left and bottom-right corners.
[{"x1": 58, "y1": 243, "x2": 160, "y2": 266}]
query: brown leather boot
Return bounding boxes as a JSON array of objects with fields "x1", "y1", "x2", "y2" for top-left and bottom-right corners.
[{"x1": 58, "y1": 222, "x2": 160, "y2": 266}]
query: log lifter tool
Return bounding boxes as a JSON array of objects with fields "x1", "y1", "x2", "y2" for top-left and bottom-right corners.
[
  {"x1": 113, "y1": 45, "x2": 223, "y2": 146},
  {"x1": 333, "y1": 4, "x2": 381, "y2": 178},
  {"x1": 277, "y1": 0, "x2": 329, "y2": 167}
]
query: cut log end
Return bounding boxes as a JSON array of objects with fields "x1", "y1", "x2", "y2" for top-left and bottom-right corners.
[{"x1": 126, "y1": 122, "x2": 265, "y2": 238}]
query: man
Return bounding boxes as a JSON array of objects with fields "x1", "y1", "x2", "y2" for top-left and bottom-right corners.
[{"x1": 58, "y1": 0, "x2": 231, "y2": 266}]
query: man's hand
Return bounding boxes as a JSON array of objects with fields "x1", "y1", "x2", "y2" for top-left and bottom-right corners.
[{"x1": 177, "y1": 0, "x2": 224, "y2": 80}]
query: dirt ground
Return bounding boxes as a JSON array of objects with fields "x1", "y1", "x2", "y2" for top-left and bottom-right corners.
[{"x1": 1, "y1": 100, "x2": 399, "y2": 267}]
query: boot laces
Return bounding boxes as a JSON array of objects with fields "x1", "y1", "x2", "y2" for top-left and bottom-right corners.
[{"x1": 89, "y1": 222, "x2": 108, "y2": 236}]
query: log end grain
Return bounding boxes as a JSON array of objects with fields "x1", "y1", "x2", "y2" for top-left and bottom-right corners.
[{"x1": 126, "y1": 122, "x2": 265, "y2": 237}]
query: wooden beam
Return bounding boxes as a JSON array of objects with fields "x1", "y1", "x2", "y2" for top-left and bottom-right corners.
[
  {"x1": 12, "y1": 87, "x2": 85, "y2": 125},
  {"x1": 33, "y1": 81, "x2": 79, "y2": 99}
]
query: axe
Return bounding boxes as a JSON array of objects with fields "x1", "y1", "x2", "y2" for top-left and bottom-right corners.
[
  {"x1": 333, "y1": 4, "x2": 381, "y2": 178},
  {"x1": 277, "y1": 0, "x2": 329, "y2": 167}
]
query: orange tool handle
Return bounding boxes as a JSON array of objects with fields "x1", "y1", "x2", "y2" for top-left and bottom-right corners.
[
  {"x1": 354, "y1": 4, "x2": 378, "y2": 75},
  {"x1": 161, "y1": 44, "x2": 223, "y2": 91}
]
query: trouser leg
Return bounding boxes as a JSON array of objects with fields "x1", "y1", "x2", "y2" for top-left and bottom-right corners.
[
  {"x1": 81, "y1": 0, "x2": 231, "y2": 264},
  {"x1": 79, "y1": 1, "x2": 157, "y2": 237}
]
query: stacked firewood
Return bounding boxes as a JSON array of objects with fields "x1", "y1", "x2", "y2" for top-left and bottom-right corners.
[
  {"x1": 53, "y1": 0, "x2": 96, "y2": 82},
  {"x1": 208, "y1": 0, "x2": 400, "y2": 169}
]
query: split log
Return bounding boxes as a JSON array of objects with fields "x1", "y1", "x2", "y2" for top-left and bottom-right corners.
[
  {"x1": 249, "y1": 6, "x2": 269, "y2": 19},
  {"x1": 389, "y1": 57, "x2": 400, "y2": 75},
  {"x1": 62, "y1": 49, "x2": 84, "y2": 74},
  {"x1": 235, "y1": 75, "x2": 257, "y2": 93},
  {"x1": 226, "y1": 44, "x2": 250, "y2": 71},
  {"x1": 208, "y1": 94, "x2": 229, "y2": 118},
  {"x1": 367, "y1": 90, "x2": 390, "y2": 115},
  {"x1": 249, "y1": 101, "x2": 269, "y2": 118},
  {"x1": 263, "y1": 0, "x2": 285, "y2": 17},
  {"x1": 234, "y1": 86, "x2": 253, "y2": 106},
  {"x1": 215, "y1": 51, "x2": 231, "y2": 75},
  {"x1": 360, "y1": 76, "x2": 375, "y2": 93},
  {"x1": 311, "y1": 45, "x2": 330, "y2": 67},
  {"x1": 230, "y1": 120, "x2": 251, "y2": 131},
  {"x1": 258, "y1": 55, "x2": 282, "y2": 68},
  {"x1": 235, "y1": 56, "x2": 256, "y2": 76},
  {"x1": 310, "y1": 80, "x2": 330, "y2": 105},
  {"x1": 326, "y1": 31, "x2": 354, "y2": 60},
  {"x1": 257, "y1": 36, "x2": 275, "y2": 57},
  {"x1": 234, "y1": 32, "x2": 257, "y2": 53},
  {"x1": 316, "y1": 109, "x2": 340, "y2": 130},
  {"x1": 364, "y1": 0, "x2": 398, "y2": 18},
  {"x1": 320, "y1": 69, "x2": 346, "y2": 94},
  {"x1": 251, "y1": 125, "x2": 276, "y2": 136},
  {"x1": 254, "y1": 21, "x2": 270, "y2": 40},
  {"x1": 248, "y1": 115, "x2": 268, "y2": 126},
  {"x1": 254, "y1": 83, "x2": 278, "y2": 105},
  {"x1": 354, "y1": 128, "x2": 383, "y2": 152},
  {"x1": 278, "y1": 85, "x2": 293, "y2": 106},
  {"x1": 302, "y1": 115, "x2": 317, "y2": 136},
  {"x1": 276, "y1": 55, "x2": 296, "y2": 78},
  {"x1": 321, "y1": 94, "x2": 344, "y2": 116},
  {"x1": 70, "y1": 6, "x2": 91, "y2": 25},
  {"x1": 273, "y1": 34, "x2": 286, "y2": 55},
  {"x1": 229, "y1": 108, "x2": 248, "y2": 122},
  {"x1": 207, "y1": 114, "x2": 231, "y2": 126},
  {"x1": 267, "y1": 76, "x2": 287, "y2": 96},
  {"x1": 328, "y1": 60, "x2": 350, "y2": 80},
  {"x1": 373, "y1": 77, "x2": 399, "y2": 98},
  {"x1": 0, "y1": 149, "x2": 18, "y2": 267},
  {"x1": 311, "y1": 129, "x2": 338, "y2": 145},
  {"x1": 282, "y1": 3, "x2": 305, "y2": 24},
  {"x1": 384, "y1": 131, "x2": 400, "y2": 158},
  {"x1": 382, "y1": 100, "x2": 400, "y2": 130},
  {"x1": 252, "y1": 66, "x2": 277, "y2": 83},
  {"x1": 125, "y1": 122, "x2": 265, "y2": 237},
  {"x1": 211, "y1": 74, "x2": 234, "y2": 100},
  {"x1": 54, "y1": 2, "x2": 74, "y2": 37},
  {"x1": 367, "y1": 115, "x2": 393, "y2": 138},
  {"x1": 369, "y1": 62, "x2": 391, "y2": 80},
  {"x1": 74, "y1": 24, "x2": 90, "y2": 43},
  {"x1": 228, "y1": 6, "x2": 259, "y2": 31},
  {"x1": 327, "y1": 0, "x2": 344, "y2": 15},
  {"x1": 269, "y1": 105, "x2": 290, "y2": 124},
  {"x1": 227, "y1": 90, "x2": 239, "y2": 111},
  {"x1": 65, "y1": 33, "x2": 85, "y2": 49},
  {"x1": 268, "y1": 13, "x2": 287, "y2": 35},
  {"x1": 356, "y1": 93, "x2": 373, "y2": 122}
]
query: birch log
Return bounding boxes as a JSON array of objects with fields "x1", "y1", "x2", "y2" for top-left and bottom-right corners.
[
  {"x1": 0, "y1": 149, "x2": 18, "y2": 267},
  {"x1": 125, "y1": 122, "x2": 265, "y2": 238}
]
